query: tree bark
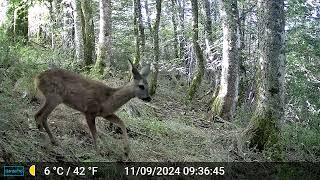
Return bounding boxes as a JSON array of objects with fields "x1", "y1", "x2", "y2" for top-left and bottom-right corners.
[
  {"x1": 177, "y1": 0, "x2": 185, "y2": 61},
  {"x1": 187, "y1": 0, "x2": 205, "y2": 100},
  {"x1": 237, "y1": 2, "x2": 248, "y2": 105},
  {"x1": 203, "y1": 0, "x2": 212, "y2": 43},
  {"x1": 137, "y1": 0, "x2": 145, "y2": 51},
  {"x1": 81, "y1": 0, "x2": 95, "y2": 67},
  {"x1": 74, "y1": 0, "x2": 85, "y2": 65},
  {"x1": 171, "y1": 0, "x2": 179, "y2": 59},
  {"x1": 62, "y1": 1, "x2": 74, "y2": 48},
  {"x1": 144, "y1": 0, "x2": 152, "y2": 34},
  {"x1": 211, "y1": 0, "x2": 239, "y2": 121},
  {"x1": 245, "y1": 0, "x2": 285, "y2": 160},
  {"x1": 149, "y1": 0, "x2": 162, "y2": 95},
  {"x1": 96, "y1": 0, "x2": 112, "y2": 73},
  {"x1": 133, "y1": 0, "x2": 141, "y2": 65}
]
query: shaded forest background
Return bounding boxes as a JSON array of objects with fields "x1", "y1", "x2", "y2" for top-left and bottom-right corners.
[{"x1": 0, "y1": 0, "x2": 319, "y2": 162}]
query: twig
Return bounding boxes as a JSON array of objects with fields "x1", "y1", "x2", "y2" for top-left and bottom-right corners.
[{"x1": 198, "y1": 89, "x2": 214, "y2": 100}]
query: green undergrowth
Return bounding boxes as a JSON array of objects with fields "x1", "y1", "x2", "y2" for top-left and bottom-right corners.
[{"x1": 1, "y1": 33, "x2": 319, "y2": 162}]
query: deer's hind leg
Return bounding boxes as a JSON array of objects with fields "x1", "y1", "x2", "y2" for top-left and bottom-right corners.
[
  {"x1": 105, "y1": 114, "x2": 130, "y2": 158},
  {"x1": 35, "y1": 94, "x2": 61, "y2": 145},
  {"x1": 85, "y1": 114, "x2": 97, "y2": 149}
]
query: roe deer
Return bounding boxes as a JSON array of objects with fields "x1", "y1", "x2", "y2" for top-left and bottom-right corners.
[{"x1": 34, "y1": 60, "x2": 151, "y2": 158}]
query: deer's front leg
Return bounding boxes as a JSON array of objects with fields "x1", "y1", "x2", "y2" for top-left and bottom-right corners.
[{"x1": 105, "y1": 114, "x2": 130, "y2": 158}]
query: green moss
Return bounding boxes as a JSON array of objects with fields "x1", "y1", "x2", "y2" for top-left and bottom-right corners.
[
  {"x1": 249, "y1": 114, "x2": 283, "y2": 161},
  {"x1": 211, "y1": 96, "x2": 222, "y2": 117},
  {"x1": 187, "y1": 70, "x2": 203, "y2": 101},
  {"x1": 149, "y1": 70, "x2": 158, "y2": 96}
]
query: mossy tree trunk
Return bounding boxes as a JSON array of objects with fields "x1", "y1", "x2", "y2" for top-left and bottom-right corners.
[
  {"x1": 211, "y1": 0, "x2": 239, "y2": 121},
  {"x1": 81, "y1": 0, "x2": 95, "y2": 67},
  {"x1": 149, "y1": 0, "x2": 162, "y2": 96},
  {"x1": 95, "y1": 0, "x2": 112, "y2": 74},
  {"x1": 244, "y1": 0, "x2": 285, "y2": 160},
  {"x1": 237, "y1": 2, "x2": 248, "y2": 106},
  {"x1": 74, "y1": 0, "x2": 85, "y2": 66},
  {"x1": 187, "y1": 0, "x2": 205, "y2": 101},
  {"x1": 171, "y1": 0, "x2": 179, "y2": 59}
]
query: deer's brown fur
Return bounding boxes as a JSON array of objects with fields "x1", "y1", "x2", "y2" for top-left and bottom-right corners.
[{"x1": 34, "y1": 62, "x2": 150, "y2": 158}]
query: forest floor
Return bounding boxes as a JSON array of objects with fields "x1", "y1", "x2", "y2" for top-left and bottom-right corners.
[{"x1": 0, "y1": 73, "x2": 264, "y2": 162}]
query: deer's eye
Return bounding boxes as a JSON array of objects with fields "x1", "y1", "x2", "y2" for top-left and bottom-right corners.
[{"x1": 138, "y1": 85, "x2": 145, "y2": 90}]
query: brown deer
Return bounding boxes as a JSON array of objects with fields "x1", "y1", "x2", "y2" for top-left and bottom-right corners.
[{"x1": 34, "y1": 60, "x2": 151, "y2": 158}]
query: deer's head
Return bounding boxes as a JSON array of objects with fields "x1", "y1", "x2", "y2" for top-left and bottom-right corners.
[{"x1": 129, "y1": 60, "x2": 151, "y2": 102}]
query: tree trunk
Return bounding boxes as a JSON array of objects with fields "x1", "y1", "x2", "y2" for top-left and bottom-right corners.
[
  {"x1": 149, "y1": 0, "x2": 162, "y2": 96},
  {"x1": 81, "y1": 0, "x2": 95, "y2": 67},
  {"x1": 74, "y1": 0, "x2": 84, "y2": 65},
  {"x1": 96, "y1": 0, "x2": 112, "y2": 74},
  {"x1": 177, "y1": 0, "x2": 185, "y2": 61},
  {"x1": 171, "y1": 0, "x2": 179, "y2": 59},
  {"x1": 203, "y1": 0, "x2": 212, "y2": 43},
  {"x1": 144, "y1": 0, "x2": 152, "y2": 34},
  {"x1": 237, "y1": 2, "x2": 248, "y2": 105},
  {"x1": 137, "y1": 0, "x2": 145, "y2": 51},
  {"x1": 245, "y1": 0, "x2": 285, "y2": 160},
  {"x1": 49, "y1": 0, "x2": 61, "y2": 49},
  {"x1": 62, "y1": 1, "x2": 74, "y2": 48},
  {"x1": 211, "y1": 0, "x2": 239, "y2": 121},
  {"x1": 133, "y1": 0, "x2": 141, "y2": 65},
  {"x1": 187, "y1": 0, "x2": 205, "y2": 100}
]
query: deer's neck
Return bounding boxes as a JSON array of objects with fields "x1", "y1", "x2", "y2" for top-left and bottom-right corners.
[{"x1": 101, "y1": 83, "x2": 136, "y2": 116}]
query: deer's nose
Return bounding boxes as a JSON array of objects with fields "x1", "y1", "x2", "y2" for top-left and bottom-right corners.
[{"x1": 142, "y1": 97, "x2": 151, "y2": 102}]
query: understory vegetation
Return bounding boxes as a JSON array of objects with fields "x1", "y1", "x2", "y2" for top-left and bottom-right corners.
[{"x1": 0, "y1": 30, "x2": 319, "y2": 162}]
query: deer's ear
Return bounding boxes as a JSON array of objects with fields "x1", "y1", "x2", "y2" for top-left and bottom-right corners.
[
  {"x1": 140, "y1": 64, "x2": 150, "y2": 78},
  {"x1": 128, "y1": 59, "x2": 141, "y2": 80}
]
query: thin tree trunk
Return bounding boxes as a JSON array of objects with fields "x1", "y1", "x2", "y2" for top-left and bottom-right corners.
[
  {"x1": 50, "y1": 0, "x2": 61, "y2": 49},
  {"x1": 203, "y1": 0, "x2": 212, "y2": 43},
  {"x1": 149, "y1": 0, "x2": 162, "y2": 95},
  {"x1": 177, "y1": 0, "x2": 185, "y2": 61},
  {"x1": 144, "y1": 0, "x2": 152, "y2": 34},
  {"x1": 81, "y1": 0, "x2": 95, "y2": 67},
  {"x1": 187, "y1": 0, "x2": 205, "y2": 100},
  {"x1": 62, "y1": 1, "x2": 74, "y2": 48},
  {"x1": 133, "y1": 0, "x2": 141, "y2": 65},
  {"x1": 171, "y1": 0, "x2": 179, "y2": 59},
  {"x1": 211, "y1": 0, "x2": 239, "y2": 121},
  {"x1": 238, "y1": 2, "x2": 248, "y2": 105},
  {"x1": 137, "y1": 0, "x2": 145, "y2": 51},
  {"x1": 244, "y1": 0, "x2": 285, "y2": 160},
  {"x1": 96, "y1": 0, "x2": 112, "y2": 73},
  {"x1": 74, "y1": 0, "x2": 84, "y2": 65}
]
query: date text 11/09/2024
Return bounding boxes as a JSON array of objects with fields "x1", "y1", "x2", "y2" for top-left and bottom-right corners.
[{"x1": 125, "y1": 166, "x2": 225, "y2": 176}]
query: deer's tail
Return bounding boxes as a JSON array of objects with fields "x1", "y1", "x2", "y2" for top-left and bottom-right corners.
[{"x1": 33, "y1": 76, "x2": 44, "y2": 102}]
